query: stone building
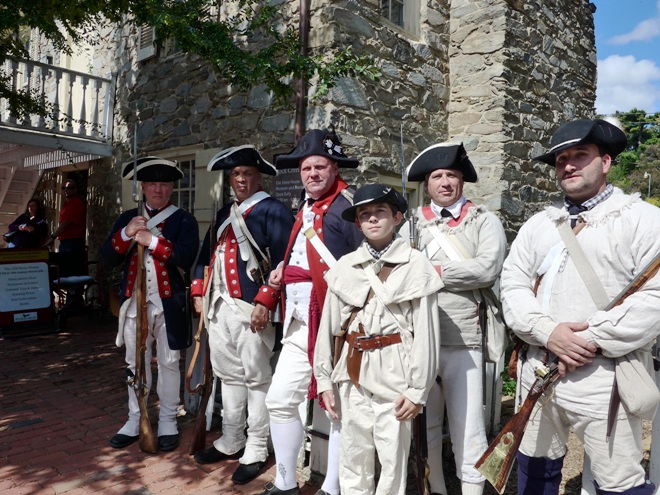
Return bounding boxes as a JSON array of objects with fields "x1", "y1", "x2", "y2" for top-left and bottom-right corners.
[
  {"x1": 79, "y1": 0, "x2": 597, "y2": 256},
  {"x1": 0, "y1": 0, "x2": 598, "y2": 256},
  {"x1": 0, "y1": 0, "x2": 598, "y2": 478}
]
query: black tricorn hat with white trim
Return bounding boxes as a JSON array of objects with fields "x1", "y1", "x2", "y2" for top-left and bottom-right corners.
[
  {"x1": 406, "y1": 142, "x2": 478, "y2": 183},
  {"x1": 207, "y1": 145, "x2": 276, "y2": 176},
  {"x1": 341, "y1": 184, "x2": 408, "y2": 222},
  {"x1": 275, "y1": 129, "x2": 359, "y2": 169},
  {"x1": 533, "y1": 119, "x2": 628, "y2": 165},
  {"x1": 122, "y1": 156, "x2": 183, "y2": 182}
]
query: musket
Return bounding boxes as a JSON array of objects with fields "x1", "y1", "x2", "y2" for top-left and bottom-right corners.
[
  {"x1": 475, "y1": 362, "x2": 559, "y2": 494},
  {"x1": 186, "y1": 201, "x2": 217, "y2": 455},
  {"x1": 127, "y1": 127, "x2": 158, "y2": 454},
  {"x1": 412, "y1": 409, "x2": 432, "y2": 495},
  {"x1": 476, "y1": 250, "x2": 660, "y2": 493},
  {"x1": 400, "y1": 123, "x2": 416, "y2": 249},
  {"x1": 400, "y1": 123, "x2": 428, "y2": 492}
]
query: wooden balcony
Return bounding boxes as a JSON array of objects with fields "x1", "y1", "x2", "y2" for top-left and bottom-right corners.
[{"x1": 0, "y1": 58, "x2": 115, "y2": 158}]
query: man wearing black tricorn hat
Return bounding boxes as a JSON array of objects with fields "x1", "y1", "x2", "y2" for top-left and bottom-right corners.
[
  {"x1": 501, "y1": 119, "x2": 660, "y2": 494},
  {"x1": 400, "y1": 142, "x2": 507, "y2": 495},
  {"x1": 101, "y1": 157, "x2": 199, "y2": 452},
  {"x1": 190, "y1": 145, "x2": 294, "y2": 484},
  {"x1": 255, "y1": 129, "x2": 363, "y2": 495}
]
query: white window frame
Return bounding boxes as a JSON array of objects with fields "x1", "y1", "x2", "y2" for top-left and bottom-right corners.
[{"x1": 380, "y1": 0, "x2": 420, "y2": 38}]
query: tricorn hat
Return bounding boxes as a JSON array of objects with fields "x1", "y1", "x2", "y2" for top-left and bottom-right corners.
[
  {"x1": 533, "y1": 119, "x2": 628, "y2": 165},
  {"x1": 207, "y1": 145, "x2": 276, "y2": 176},
  {"x1": 275, "y1": 129, "x2": 359, "y2": 169},
  {"x1": 406, "y1": 142, "x2": 478, "y2": 183},
  {"x1": 341, "y1": 184, "x2": 408, "y2": 222},
  {"x1": 122, "y1": 156, "x2": 183, "y2": 182}
]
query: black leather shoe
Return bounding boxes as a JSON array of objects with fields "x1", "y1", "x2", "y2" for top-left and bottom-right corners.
[
  {"x1": 257, "y1": 481, "x2": 301, "y2": 495},
  {"x1": 109, "y1": 433, "x2": 138, "y2": 449},
  {"x1": 231, "y1": 460, "x2": 266, "y2": 484},
  {"x1": 194, "y1": 446, "x2": 244, "y2": 464},
  {"x1": 158, "y1": 434, "x2": 179, "y2": 452}
]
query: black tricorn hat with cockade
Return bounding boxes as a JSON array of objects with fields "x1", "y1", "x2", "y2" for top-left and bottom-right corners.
[
  {"x1": 406, "y1": 142, "x2": 478, "y2": 183},
  {"x1": 207, "y1": 145, "x2": 276, "y2": 176},
  {"x1": 122, "y1": 156, "x2": 183, "y2": 182},
  {"x1": 533, "y1": 119, "x2": 628, "y2": 165},
  {"x1": 275, "y1": 129, "x2": 359, "y2": 169}
]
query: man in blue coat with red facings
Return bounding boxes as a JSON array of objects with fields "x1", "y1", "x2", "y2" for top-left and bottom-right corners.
[
  {"x1": 101, "y1": 157, "x2": 199, "y2": 453},
  {"x1": 190, "y1": 145, "x2": 294, "y2": 485}
]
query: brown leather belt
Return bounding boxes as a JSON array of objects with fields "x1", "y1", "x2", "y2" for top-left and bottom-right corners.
[{"x1": 346, "y1": 332, "x2": 402, "y2": 352}]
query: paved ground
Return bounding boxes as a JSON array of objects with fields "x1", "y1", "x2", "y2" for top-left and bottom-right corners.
[{"x1": 0, "y1": 312, "x2": 319, "y2": 495}]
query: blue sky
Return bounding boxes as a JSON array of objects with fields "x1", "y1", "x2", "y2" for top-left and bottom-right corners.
[{"x1": 595, "y1": 0, "x2": 660, "y2": 115}]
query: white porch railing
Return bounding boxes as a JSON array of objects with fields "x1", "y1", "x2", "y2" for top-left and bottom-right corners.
[{"x1": 0, "y1": 58, "x2": 115, "y2": 157}]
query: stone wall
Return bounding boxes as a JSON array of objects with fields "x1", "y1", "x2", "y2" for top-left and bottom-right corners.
[
  {"x1": 448, "y1": 0, "x2": 597, "y2": 240},
  {"x1": 87, "y1": 0, "x2": 596, "y2": 251}
]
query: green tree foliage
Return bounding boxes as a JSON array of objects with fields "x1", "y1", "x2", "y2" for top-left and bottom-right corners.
[
  {"x1": 1, "y1": 0, "x2": 379, "y2": 118},
  {"x1": 599, "y1": 109, "x2": 660, "y2": 201}
]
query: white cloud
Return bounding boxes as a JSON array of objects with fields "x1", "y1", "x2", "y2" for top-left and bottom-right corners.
[
  {"x1": 609, "y1": 0, "x2": 660, "y2": 44},
  {"x1": 609, "y1": 18, "x2": 660, "y2": 44},
  {"x1": 596, "y1": 55, "x2": 660, "y2": 114}
]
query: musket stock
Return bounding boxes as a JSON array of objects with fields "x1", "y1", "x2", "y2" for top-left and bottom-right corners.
[
  {"x1": 133, "y1": 201, "x2": 158, "y2": 453},
  {"x1": 475, "y1": 364, "x2": 560, "y2": 494},
  {"x1": 187, "y1": 332, "x2": 213, "y2": 455},
  {"x1": 412, "y1": 410, "x2": 431, "y2": 495},
  {"x1": 187, "y1": 203, "x2": 217, "y2": 455}
]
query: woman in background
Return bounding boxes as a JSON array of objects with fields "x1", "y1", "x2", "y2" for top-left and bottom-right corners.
[{"x1": 5, "y1": 199, "x2": 48, "y2": 248}]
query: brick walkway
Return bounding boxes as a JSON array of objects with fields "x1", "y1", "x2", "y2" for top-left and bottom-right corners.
[{"x1": 0, "y1": 313, "x2": 318, "y2": 495}]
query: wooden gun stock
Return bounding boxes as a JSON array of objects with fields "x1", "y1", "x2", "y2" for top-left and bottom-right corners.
[
  {"x1": 475, "y1": 364, "x2": 559, "y2": 494},
  {"x1": 186, "y1": 266, "x2": 214, "y2": 455},
  {"x1": 412, "y1": 409, "x2": 431, "y2": 495},
  {"x1": 133, "y1": 204, "x2": 158, "y2": 454},
  {"x1": 188, "y1": 334, "x2": 213, "y2": 455}
]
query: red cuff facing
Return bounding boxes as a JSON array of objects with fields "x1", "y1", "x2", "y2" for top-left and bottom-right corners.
[
  {"x1": 191, "y1": 279, "x2": 204, "y2": 298},
  {"x1": 151, "y1": 237, "x2": 173, "y2": 261},
  {"x1": 435, "y1": 265, "x2": 442, "y2": 278},
  {"x1": 110, "y1": 230, "x2": 131, "y2": 254},
  {"x1": 254, "y1": 285, "x2": 281, "y2": 311}
]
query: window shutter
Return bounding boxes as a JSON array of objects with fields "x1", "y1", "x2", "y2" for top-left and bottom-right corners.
[{"x1": 137, "y1": 25, "x2": 156, "y2": 62}]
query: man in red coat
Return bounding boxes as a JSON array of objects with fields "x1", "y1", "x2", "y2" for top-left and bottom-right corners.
[{"x1": 255, "y1": 130, "x2": 363, "y2": 495}]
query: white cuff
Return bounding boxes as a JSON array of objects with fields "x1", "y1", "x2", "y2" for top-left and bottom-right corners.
[
  {"x1": 148, "y1": 235, "x2": 159, "y2": 251},
  {"x1": 121, "y1": 227, "x2": 132, "y2": 242}
]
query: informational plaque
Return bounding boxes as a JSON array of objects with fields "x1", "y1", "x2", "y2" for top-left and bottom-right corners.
[
  {"x1": 272, "y1": 167, "x2": 303, "y2": 212},
  {"x1": 0, "y1": 249, "x2": 54, "y2": 329}
]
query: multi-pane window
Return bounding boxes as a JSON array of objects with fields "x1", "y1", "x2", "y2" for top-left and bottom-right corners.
[
  {"x1": 380, "y1": 0, "x2": 420, "y2": 37},
  {"x1": 171, "y1": 159, "x2": 195, "y2": 214},
  {"x1": 381, "y1": 0, "x2": 405, "y2": 28}
]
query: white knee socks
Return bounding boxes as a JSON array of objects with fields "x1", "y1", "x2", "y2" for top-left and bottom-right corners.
[
  {"x1": 270, "y1": 419, "x2": 304, "y2": 490},
  {"x1": 461, "y1": 481, "x2": 484, "y2": 495},
  {"x1": 320, "y1": 419, "x2": 341, "y2": 495}
]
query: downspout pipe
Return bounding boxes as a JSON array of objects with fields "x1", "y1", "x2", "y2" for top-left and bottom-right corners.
[{"x1": 294, "y1": 0, "x2": 310, "y2": 144}]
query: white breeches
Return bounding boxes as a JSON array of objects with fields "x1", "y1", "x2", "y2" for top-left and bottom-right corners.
[
  {"x1": 208, "y1": 301, "x2": 273, "y2": 463},
  {"x1": 266, "y1": 318, "x2": 313, "y2": 423},
  {"x1": 426, "y1": 346, "x2": 488, "y2": 484},
  {"x1": 338, "y1": 381, "x2": 412, "y2": 495},
  {"x1": 520, "y1": 397, "x2": 646, "y2": 492},
  {"x1": 119, "y1": 303, "x2": 181, "y2": 437},
  {"x1": 266, "y1": 318, "x2": 341, "y2": 491}
]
